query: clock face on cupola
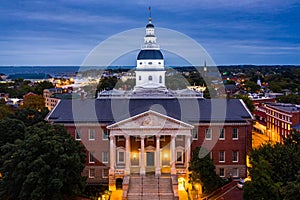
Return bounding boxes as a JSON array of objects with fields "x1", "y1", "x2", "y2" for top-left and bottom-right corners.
[{"x1": 134, "y1": 15, "x2": 166, "y2": 91}]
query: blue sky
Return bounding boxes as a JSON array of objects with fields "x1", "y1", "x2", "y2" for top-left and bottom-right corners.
[{"x1": 0, "y1": 0, "x2": 299, "y2": 66}]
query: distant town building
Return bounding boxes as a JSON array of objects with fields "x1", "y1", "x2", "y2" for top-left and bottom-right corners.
[
  {"x1": 265, "y1": 103, "x2": 300, "y2": 141},
  {"x1": 43, "y1": 88, "x2": 76, "y2": 110}
]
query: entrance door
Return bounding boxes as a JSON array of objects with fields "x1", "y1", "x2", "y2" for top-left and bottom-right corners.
[{"x1": 146, "y1": 152, "x2": 155, "y2": 166}]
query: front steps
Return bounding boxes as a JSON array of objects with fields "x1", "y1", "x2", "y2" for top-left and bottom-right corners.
[{"x1": 127, "y1": 174, "x2": 174, "y2": 200}]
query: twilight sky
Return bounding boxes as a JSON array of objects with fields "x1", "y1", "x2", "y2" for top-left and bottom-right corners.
[{"x1": 0, "y1": 0, "x2": 299, "y2": 66}]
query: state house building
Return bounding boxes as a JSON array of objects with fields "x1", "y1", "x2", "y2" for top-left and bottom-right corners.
[{"x1": 46, "y1": 17, "x2": 253, "y2": 192}]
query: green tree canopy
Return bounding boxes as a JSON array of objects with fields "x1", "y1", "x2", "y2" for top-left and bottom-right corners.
[
  {"x1": 34, "y1": 81, "x2": 54, "y2": 95},
  {"x1": 244, "y1": 130, "x2": 300, "y2": 199},
  {"x1": 0, "y1": 122, "x2": 86, "y2": 200},
  {"x1": 0, "y1": 118, "x2": 26, "y2": 148},
  {"x1": 20, "y1": 94, "x2": 46, "y2": 111},
  {"x1": 189, "y1": 147, "x2": 224, "y2": 194},
  {"x1": 233, "y1": 94, "x2": 255, "y2": 113}
]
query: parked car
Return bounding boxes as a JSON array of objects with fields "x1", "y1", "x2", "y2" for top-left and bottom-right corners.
[{"x1": 237, "y1": 178, "x2": 251, "y2": 189}]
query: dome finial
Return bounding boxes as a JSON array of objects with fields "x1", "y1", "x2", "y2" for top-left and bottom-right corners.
[{"x1": 148, "y1": 6, "x2": 152, "y2": 23}]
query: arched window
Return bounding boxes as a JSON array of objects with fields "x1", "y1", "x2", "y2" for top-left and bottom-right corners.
[
  {"x1": 148, "y1": 75, "x2": 152, "y2": 81},
  {"x1": 139, "y1": 76, "x2": 141, "y2": 81},
  {"x1": 159, "y1": 75, "x2": 162, "y2": 83}
]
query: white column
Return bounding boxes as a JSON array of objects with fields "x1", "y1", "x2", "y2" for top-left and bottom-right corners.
[
  {"x1": 109, "y1": 135, "x2": 115, "y2": 174},
  {"x1": 171, "y1": 135, "x2": 176, "y2": 175},
  {"x1": 155, "y1": 135, "x2": 161, "y2": 176},
  {"x1": 140, "y1": 136, "x2": 145, "y2": 175},
  {"x1": 185, "y1": 135, "x2": 191, "y2": 171},
  {"x1": 125, "y1": 135, "x2": 130, "y2": 175}
]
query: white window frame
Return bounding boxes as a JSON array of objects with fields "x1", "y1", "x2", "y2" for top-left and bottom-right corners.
[
  {"x1": 75, "y1": 129, "x2": 81, "y2": 140},
  {"x1": 219, "y1": 168, "x2": 225, "y2": 177},
  {"x1": 89, "y1": 128, "x2": 95, "y2": 141},
  {"x1": 205, "y1": 128, "x2": 212, "y2": 140},
  {"x1": 176, "y1": 150, "x2": 184, "y2": 163},
  {"x1": 89, "y1": 152, "x2": 95, "y2": 164},
  {"x1": 232, "y1": 128, "x2": 238, "y2": 140},
  {"x1": 102, "y1": 151, "x2": 108, "y2": 163},
  {"x1": 233, "y1": 168, "x2": 239, "y2": 177},
  {"x1": 89, "y1": 168, "x2": 95, "y2": 178},
  {"x1": 219, "y1": 151, "x2": 225, "y2": 163},
  {"x1": 102, "y1": 129, "x2": 109, "y2": 140},
  {"x1": 117, "y1": 149, "x2": 125, "y2": 164},
  {"x1": 192, "y1": 128, "x2": 198, "y2": 140},
  {"x1": 219, "y1": 128, "x2": 225, "y2": 140},
  {"x1": 232, "y1": 151, "x2": 238, "y2": 163},
  {"x1": 102, "y1": 168, "x2": 109, "y2": 178}
]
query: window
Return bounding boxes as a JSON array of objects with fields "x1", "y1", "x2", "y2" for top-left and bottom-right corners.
[
  {"x1": 135, "y1": 136, "x2": 141, "y2": 141},
  {"x1": 139, "y1": 75, "x2": 141, "y2": 81},
  {"x1": 75, "y1": 129, "x2": 81, "y2": 140},
  {"x1": 205, "y1": 128, "x2": 212, "y2": 140},
  {"x1": 102, "y1": 129, "x2": 109, "y2": 140},
  {"x1": 219, "y1": 128, "x2": 225, "y2": 140},
  {"x1": 89, "y1": 152, "x2": 95, "y2": 163},
  {"x1": 219, "y1": 168, "x2": 225, "y2": 177},
  {"x1": 232, "y1": 128, "x2": 238, "y2": 140},
  {"x1": 148, "y1": 75, "x2": 153, "y2": 81},
  {"x1": 102, "y1": 169, "x2": 109, "y2": 178},
  {"x1": 117, "y1": 136, "x2": 124, "y2": 141},
  {"x1": 89, "y1": 129, "x2": 95, "y2": 140},
  {"x1": 159, "y1": 75, "x2": 162, "y2": 83},
  {"x1": 176, "y1": 150, "x2": 184, "y2": 163},
  {"x1": 118, "y1": 151, "x2": 125, "y2": 164},
  {"x1": 192, "y1": 128, "x2": 198, "y2": 140},
  {"x1": 232, "y1": 151, "x2": 238, "y2": 162},
  {"x1": 232, "y1": 168, "x2": 239, "y2": 177},
  {"x1": 176, "y1": 135, "x2": 183, "y2": 141},
  {"x1": 102, "y1": 152, "x2": 108, "y2": 163},
  {"x1": 89, "y1": 168, "x2": 95, "y2": 178},
  {"x1": 160, "y1": 135, "x2": 165, "y2": 141},
  {"x1": 219, "y1": 151, "x2": 225, "y2": 163}
]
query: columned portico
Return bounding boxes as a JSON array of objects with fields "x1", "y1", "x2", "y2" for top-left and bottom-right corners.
[{"x1": 107, "y1": 110, "x2": 193, "y2": 189}]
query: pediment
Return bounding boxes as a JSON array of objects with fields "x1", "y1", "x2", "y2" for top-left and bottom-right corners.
[{"x1": 107, "y1": 110, "x2": 193, "y2": 130}]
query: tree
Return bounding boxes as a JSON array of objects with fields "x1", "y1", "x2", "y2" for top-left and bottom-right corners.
[
  {"x1": 0, "y1": 118, "x2": 26, "y2": 148},
  {"x1": 20, "y1": 94, "x2": 46, "y2": 111},
  {"x1": 189, "y1": 147, "x2": 224, "y2": 194},
  {"x1": 14, "y1": 107, "x2": 49, "y2": 126},
  {"x1": 233, "y1": 94, "x2": 255, "y2": 113},
  {"x1": 34, "y1": 81, "x2": 54, "y2": 95},
  {"x1": 0, "y1": 105, "x2": 14, "y2": 120},
  {"x1": 244, "y1": 130, "x2": 300, "y2": 199},
  {"x1": 0, "y1": 122, "x2": 86, "y2": 200}
]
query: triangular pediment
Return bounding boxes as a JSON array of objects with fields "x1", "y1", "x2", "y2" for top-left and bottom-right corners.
[{"x1": 107, "y1": 110, "x2": 193, "y2": 130}]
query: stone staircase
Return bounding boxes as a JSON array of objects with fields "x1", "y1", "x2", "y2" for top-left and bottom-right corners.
[{"x1": 127, "y1": 175, "x2": 174, "y2": 200}]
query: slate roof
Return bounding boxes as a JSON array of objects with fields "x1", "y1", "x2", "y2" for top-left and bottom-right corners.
[{"x1": 47, "y1": 98, "x2": 253, "y2": 125}]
